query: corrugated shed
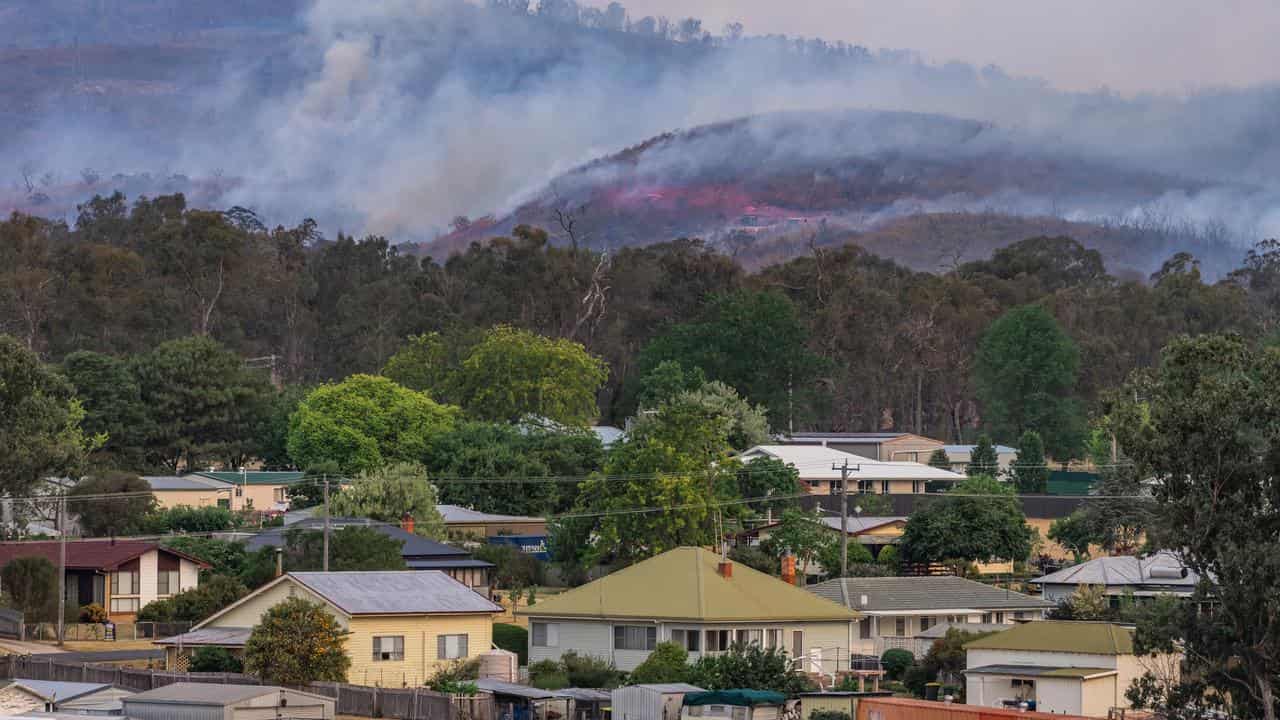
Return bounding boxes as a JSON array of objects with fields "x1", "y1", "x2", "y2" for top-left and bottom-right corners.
[{"x1": 611, "y1": 684, "x2": 705, "y2": 720}]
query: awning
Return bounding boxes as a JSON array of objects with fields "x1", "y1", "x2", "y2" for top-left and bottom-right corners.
[
  {"x1": 684, "y1": 690, "x2": 787, "y2": 707},
  {"x1": 154, "y1": 627, "x2": 252, "y2": 647},
  {"x1": 964, "y1": 664, "x2": 1117, "y2": 680}
]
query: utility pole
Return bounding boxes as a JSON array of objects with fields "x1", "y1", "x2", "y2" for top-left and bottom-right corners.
[
  {"x1": 322, "y1": 475, "x2": 331, "y2": 573},
  {"x1": 57, "y1": 494, "x2": 66, "y2": 646},
  {"x1": 833, "y1": 461, "x2": 852, "y2": 578}
]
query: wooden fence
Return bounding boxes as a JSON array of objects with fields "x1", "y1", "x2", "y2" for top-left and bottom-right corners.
[{"x1": 0, "y1": 655, "x2": 486, "y2": 720}]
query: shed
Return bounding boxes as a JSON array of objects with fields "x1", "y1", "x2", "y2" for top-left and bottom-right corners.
[
  {"x1": 122, "y1": 682, "x2": 335, "y2": 720},
  {"x1": 476, "y1": 678, "x2": 572, "y2": 720},
  {"x1": 556, "y1": 688, "x2": 611, "y2": 720},
  {"x1": 611, "y1": 684, "x2": 705, "y2": 720},
  {"x1": 0, "y1": 679, "x2": 130, "y2": 715},
  {"x1": 682, "y1": 690, "x2": 787, "y2": 720},
  {"x1": 795, "y1": 691, "x2": 892, "y2": 720}
]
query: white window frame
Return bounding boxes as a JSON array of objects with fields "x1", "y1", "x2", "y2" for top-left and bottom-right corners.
[
  {"x1": 705, "y1": 629, "x2": 732, "y2": 653},
  {"x1": 735, "y1": 629, "x2": 763, "y2": 647},
  {"x1": 531, "y1": 622, "x2": 559, "y2": 648},
  {"x1": 671, "y1": 628, "x2": 701, "y2": 652},
  {"x1": 613, "y1": 625, "x2": 656, "y2": 651},
  {"x1": 438, "y1": 634, "x2": 469, "y2": 660},
  {"x1": 373, "y1": 636, "x2": 405, "y2": 662},
  {"x1": 157, "y1": 569, "x2": 180, "y2": 596},
  {"x1": 109, "y1": 597, "x2": 140, "y2": 613},
  {"x1": 766, "y1": 628, "x2": 784, "y2": 648},
  {"x1": 111, "y1": 570, "x2": 138, "y2": 596}
]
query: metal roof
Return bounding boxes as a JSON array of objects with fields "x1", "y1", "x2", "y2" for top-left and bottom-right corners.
[
  {"x1": 438, "y1": 505, "x2": 545, "y2": 524},
  {"x1": 624, "y1": 684, "x2": 706, "y2": 693},
  {"x1": 475, "y1": 679, "x2": 559, "y2": 700},
  {"x1": 522, "y1": 547, "x2": 856, "y2": 623},
  {"x1": 942, "y1": 444, "x2": 1018, "y2": 455},
  {"x1": 555, "y1": 688, "x2": 611, "y2": 702},
  {"x1": 0, "y1": 540, "x2": 208, "y2": 571},
  {"x1": 154, "y1": 627, "x2": 252, "y2": 647},
  {"x1": 737, "y1": 446, "x2": 964, "y2": 481},
  {"x1": 916, "y1": 622, "x2": 1015, "y2": 639},
  {"x1": 244, "y1": 517, "x2": 471, "y2": 559},
  {"x1": 964, "y1": 664, "x2": 1117, "y2": 679},
  {"x1": 290, "y1": 571, "x2": 502, "y2": 615},
  {"x1": 592, "y1": 425, "x2": 626, "y2": 448},
  {"x1": 6, "y1": 679, "x2": 115, "y2": 703},
  {"x1": 964, "y1": 621, "x2": 1135, "y2": 655},
  {"x1": 807, "y1": 576, "x2": 1053, "y2": 613},
  {"x1": 124, "y1": 683, "x2": 279, "y2": 705},
  {"x1": 193, "y1": 471, "x2": 305, "y2": 486},
  {"x1": 143, "y1": 475, "x2": 232, "y2": 491},
  {"x1": 783, "y1": 433, "x2": 909, "y2": 441},
  {"x1": 406, "y1": 558, "x2": 495, "y2": 570},
  {"x1": 1031, "y1": 552, "x2": 1198, "y2": 588}
]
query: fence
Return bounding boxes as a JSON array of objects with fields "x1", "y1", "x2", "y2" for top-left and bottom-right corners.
[
  {"x1": 22, "y1": 621, "x2": 193, "y2": 642},
  {"x1": 0, "y1": 655, "x2": 490, "y2": 720},
  {"x1": 0, "y1": 609, "x2": 21, "y2": 640}
]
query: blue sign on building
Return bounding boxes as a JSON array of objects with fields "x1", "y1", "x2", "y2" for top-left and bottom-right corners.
[{"x1": 487, "y1": 535, "x2": 550, "y2": 560}]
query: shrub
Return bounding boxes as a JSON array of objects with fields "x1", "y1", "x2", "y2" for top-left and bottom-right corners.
[
  {"x1": 243, "y1": 597, "x2": 349, "y2": 684},
  {"x1": 78, "y1": 603, "x2": 109, "y2": 624},
  {"x1": 428, "y1": 658, "x2": 481, "y2": 693},
  {"x1": 139, "y1": 574, "x2": 247, "y2": 623},
  {"x1": 474, "y1": 544, "x2": 546, "y2": 589},
  {"x1": 876, "y1": 545, "x2": 899, "y2": 571},
  {"x1": 562, "y1": 652, "x2": 622, "y2": 688},
  {"x1": 810, "y1": 712, "x2": 851, "y2": 720},
  {"x1": 190, "y1": 647, "x2": 243, "y2": 673},
  {"x1": 493, "y1": 623, "x2": 528, "y2": 665},
  {"x1": 1, "y1": 557, "x2": 59, "y2": 622},
  {"x1": 879, "y1": 649, "x2": 914, "y2": 680},
  {"x1": 728, "y1": 545, "x2": 778, "y2": 575},
  {"x1": 529, "y1": 660, "x2": 569, "y2": 690},
  {"x1": 629, "y1": 642, "x2": 690, "y2": 685}
]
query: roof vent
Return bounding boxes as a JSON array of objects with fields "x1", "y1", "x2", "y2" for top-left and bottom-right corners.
[
  {"x1": 860, "y1": 594, "x2": 869, "y2": 607},
  {"x1": 1148, "y1": 566, "x2": 1188, "y2": 579}
]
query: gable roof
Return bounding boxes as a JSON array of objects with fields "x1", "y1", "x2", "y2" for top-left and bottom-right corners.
[
  {"x1": 1031, "y1": 552, "x2": 1198, "y2": 588},
  {"x1": 438, "y1": 505, "x2": 544, "y2": 524},
  {"x1": 942, "y1": 444, "x2": 1018, "y2": 456},
  {"x1": 0, "y1": 540, "x2": 208, "y2": 571},
  {"x1": 521, "y1": 547, "x2": 857, "y2": 622},
  {"x1": 143, "y1": 475, "x2": 232, "y2": 492},
  {"x1": 963, "y1": 621, "x2": 1135, "y2": 655},
  {"x1": 738, "y1": 446, "x2": 964, "y2": 481},
  {"x1": 808, "y1": 576, "x2": 1053, "y2": 612},
  {"x1": 5, "y1": 679, "x2": 115, "y2": 703},
  {"x1": 192, "y1": 471, "x2": 305, "y2": 486},
  {"x1": 243, "y1": 517, "x2": 472, "y2": 559},
  {"x1": 752, "y1": 516, "x2": 906, "y2": 536},
  {"x1": 124, "y1": 683, "x2": 314, "y2": 706},
  {"x1": 289, "y1": 571, "x2": 501, "y2": 615}
]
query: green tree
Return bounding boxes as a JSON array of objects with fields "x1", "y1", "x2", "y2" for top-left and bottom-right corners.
[
  {"x1": 130, "y1": 336, "x2": 272, "y2": 471},
  {"x1": 1047, "y1": 512, "x2": 1095, "y2": 564},
  {"x1": 0, "y1": 335, "x2": 96, "y2": 495},
  {"x1": 287, "y1": 374, "x2": 459, "y2": 474},
  {"x1": 630, "y1": 381, "x2": 769, "y2": 453},
  {"x1": 688, "y1": 644, "x2": 811, "y2": 695},
  {"x1": 728, "y1": 545, "x2": 780, "y2": 576},
  {"x1": 1051, "y1": 583, "x2": 1109, "y2": 621},
  {"x1": 381, "y1": 331, "x2": 472, "y2": 402},
  {"x1": 143, "y1": 505, "x2": 234, "y2": 534},
  {"x1": 966, "y1": 435, "x2": 999, "y2": 478},
  {"x1": 1114, "y1": 334, "x2": 1280, "y2": 720},
  {"x1": 1010, "y1": 430, "x2": 1049, "y2": 493},
  {"x1": 634, "y1": 361, "x2": 707, "y2": 409},
  {"x1": 67, "y1": 471, "x2": 155, "y2": 537},
  {"x1": 735, "y1": 457, "x2": 801, "y2": 515},
  {"x1": 880, "y1": 649, "x2": 914, "y2": 681},
  {"x1": 926, "y1": 448, "x2": 951, "y2": 470},
  {"x1": 327, "y1": 462, "x2": 446, "y2": 538},
  {"x1": 630, "y1": 642, "x2": 691, "y2": 684},
  {"x1": 61, "y1": 350, "x2": 147, "y2": 470},
  {"x1": 162, "y1": 537, "x2": 248, "y2": 580},
  {"x1": 817, "y1": 538, "x2": 874, "y2": 579},
  {"x1": 876, "y1": 545, "x2": 899, "y2": 572},
  {"x1": 473, "y1": 544, "x2": 546, "y2": 589},
  {"x1": 284, "y1": 526, "x2": 407, "y2": 572},
  {"x1": 0, "y1": 556, "x2": 59, "y2": 621},
  {"x1": 493, "y1": 623, "x2": 529, "y2": 665},
  {"x1": 190, "y1": 647, "x2": 243, "y2": 673},
  {"x1": 903, "y1": 628, "x2": 994, "y2": 696},
  {"x1": 258, "y1": 384, "x2": 310, "y2": 469},
  {"x1": 454, "y1": 325, "x2": 608, "y2": 426},
  {"x1": 900, "y1": 475, "x2": 1034, "y2": 569},
  {"x1": 137, "y1": 574, "x2": 247, "y2": 623},
  {"x1": 761, "y1": 509, "x2": 834, "y2": 580},
  {"x1": 975, "y1": 305, "x2": 1085, "y2": 458},
  {"x1": 243, "y1": 597, "x2": 350, "y2": 685}
]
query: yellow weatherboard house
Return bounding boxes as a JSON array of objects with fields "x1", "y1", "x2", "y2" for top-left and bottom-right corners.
[{"x1": 157, "y1": 571, "x2": 501, "y2": 687}]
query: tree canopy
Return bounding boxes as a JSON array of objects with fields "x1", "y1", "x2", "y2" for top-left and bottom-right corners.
[
  {"x1": 900, "y1": 475, "x2": 1034, "y2": 568},
  {"x1": 244, "y1": 597, "x2": 350, "y2": 685},
  {"x1": 1010, "y1": 430, "x2": 1048, "y2": 494},
  {"x1": 284, "y1": 526, "x2": 408, "y2": 572},
  {"x1": 327, "y1": 462, "x2": 446, "y2": 538},
  {"x1": 68, "y1": 471, "x2": 155, "y2": 537}
]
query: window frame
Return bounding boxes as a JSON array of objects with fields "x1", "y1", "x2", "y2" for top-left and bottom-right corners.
[
  {"x1": 373, "y1": 635, "x2": 405, "y2": 662},
  {"x1": 111, "y1": 571, "x2": 138, "y2": 596},
  {"x1": 894, "y1": 617, "x2": 906, "y2": 637},
  {"x1": 613, "y1": 625, "x2": 657, "y2": 652},
  {"x1": 157, "y1": 570, "x2": 180, "y2": 597},
  {"x1": 671, "y1": 628, "x2": 701, "y2": 652},
  {"x1": 705, "y1": 629, "x2": 732, "y2": 653},
  {"x1": 438, "y1": 633, "x2": 469, "y2": 660},
  {"x1": 531, "y1": 622, "x2": 559, "y2": 648},
  {"x1": 109, "y1": 597, "x2": 140, "y2": 613}
]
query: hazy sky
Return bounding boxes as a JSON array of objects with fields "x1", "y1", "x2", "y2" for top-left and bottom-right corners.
[{"x1": 621, "y1": 0, "x2": 1279, "y2": 94}]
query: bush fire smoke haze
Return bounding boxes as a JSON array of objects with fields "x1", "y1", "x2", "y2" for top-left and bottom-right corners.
[{"x1": 4, "y1": 0, "x2": 1279, "y2": 274}]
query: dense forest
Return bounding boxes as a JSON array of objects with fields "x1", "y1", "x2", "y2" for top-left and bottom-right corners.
[{"x1": 3, "y1": 192, "x2": 1273, "y2": 448}]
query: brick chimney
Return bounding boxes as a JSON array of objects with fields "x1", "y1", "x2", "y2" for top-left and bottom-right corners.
[
  {"x1": 401, "y1": 512, "x2": 414, "y2": 535},
  {"x1": 781, "y1": 554, "x2": 797, "y2": 586},
  {"x1": 717, "y1": 559, "x2": 733, "y2": 579}
]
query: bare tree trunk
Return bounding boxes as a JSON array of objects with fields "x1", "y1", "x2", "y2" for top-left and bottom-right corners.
[{"x1": 1259, "y1": 673, "x2": 1276, "y2": 720}]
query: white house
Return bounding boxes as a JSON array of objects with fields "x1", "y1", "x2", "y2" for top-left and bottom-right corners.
[
  {"x1": 942, "y1": 444, "x2": 1019, "y2": 474},
  {"x1": 807, "y1": 576, "x2": 1052, "y2": 657},
  {"x1": 964, "y1": 621, "x2": 1180, "y2": 717},
  {"x1": 737, "y1": 445, "x2": 964, "y2": 496},
  {"x1": 1031, "y1": 552, "x2": 1199, "y2": 606}
]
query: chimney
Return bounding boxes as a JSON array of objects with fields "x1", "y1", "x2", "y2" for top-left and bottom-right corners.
[
  {"x1": 781, "y1": 554, "x2": 797, "y2": 586},
  {"x1": 401, "y1": 512, "x2": 414, "y2": 535},
  {"x1": 717, "y1": 559, "x2": 733, "y2": 579},
  {"x1": 274, "y1": 547, "x2": 283, "y2": 578}
]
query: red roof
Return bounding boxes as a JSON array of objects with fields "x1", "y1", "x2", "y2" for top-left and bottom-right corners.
[{"x1": 0, "y1": 541, "x2": 208, "y2": 571}]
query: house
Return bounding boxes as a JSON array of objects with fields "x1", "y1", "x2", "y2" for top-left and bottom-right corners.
[
  {"x1": 941, "y1": 444, "x2": 1019, "y2": 474},
  {"x1": 807, "y1": 576, "x2": 1053, "y2": 657},
  {"x1": 440, "y1": 505, "x2": 548, "y2": 539},
  {"x1": 1030, "y1": 552, "x2": 1199, "y2": 606},
  {"x1": 592, "y1": 425, "x2": 626, "y2": 449},
  {"x1": 0, "y1": 540, "x2": 206, "y2": 621},
  {"x1": 612, "y1": 684, "x2": 705, "y2": 720},
  {"x1": 122, "y1": 682, "x2": 335, "y2": 720},
  {"x1": 963, "y1": 621, "x2": 1180, "y2": 716},
  {"x1": 245, "y1": 515, "x2": 494, "y2": 594},
  {"x1": 521, "y1": 547, "x2": 861, "y2": 675},
  {"x1": 743, "y1": 516, "x2": 908, "y2": 563},
  {"x1": 682, "y1": 690, "x2": 788, "y2": 720},
  {"x1": 737, "y1": 445, "x2": 964, "y2": 496},
  {"x1": 476, "y1": 678, "x2": 572, "y2": 720},
  {"x1": 143, "y1": 474, "x2": 235, "y2": 510},
  {"x1": 0, "y1": 679, "x2": 131, "y2": 715},
  {"x1": 777, "y1": 433, "x2": 945, "y2": 463},
  {"x1": 192, "y1": 470, "x2": 306, "y2": 513},
  {"x1": 156, "y1": 571, "x2": 501, "y2": 686}
]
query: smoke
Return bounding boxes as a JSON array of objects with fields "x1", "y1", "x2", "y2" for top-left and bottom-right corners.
[{"x1": 4, "y1": 0, "x2": 1280, "y2": 253}]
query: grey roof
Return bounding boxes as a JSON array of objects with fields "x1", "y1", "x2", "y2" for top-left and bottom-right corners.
[
  {"x1": 818, "y1": 516, "x2": 907, "y2": 533},
  {"x1": 6, "y1": 679, "x2": 114, "y2": 702},
  {"x1": 1032, "y1": 552, "x2": 1198, "y2": 588},
  {"x1": 290, "y1": 571, "x2": 502, "y2": 615},
  {"x1": 942, "y1": 444, "x2": 1018, "y2": 455},
  {"x1": 142, "y1": 475, "x2": 231, "y2": 491},
  {"x1": 124, "y1": 683, "x2": 278, "y2": 706},
  {"x1": 808, "y1": 576, "x2": 1054, "y2": 612},
  {"x1": 476, "y1": 679, "x2": 559, "y2": 700},
  {"x1": 555, "y1": 688, "x2": 611, "y2": 702},
  {"x1": 784, "y1": 433, "x2": 908, "y2": 442},
  {"x1": 405, "y1": 558, "x2": 495, "y2": 570},
  {"x1": 438, "y1": 505, "x2": 544, "y2": 524},
  {"x1": 245, "y1": 517, "x2": 471, "y2": 559},
  {"x1": 592, "y1": 425, "x2": 625, "y2": 448},
  {"x1": 622, "y1": 684, "x2": 706, "y2": 694},
  {"x1": 916, "y1": 622, "x2": 1016, "y2": 639},
  {"x1": 964, "y1": 665, "x2": 1116, "y2": 679},
  {"x1": 154, "y1": 627, "x2": 252, "y2": 647}
]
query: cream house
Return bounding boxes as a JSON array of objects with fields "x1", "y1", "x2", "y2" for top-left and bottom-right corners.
[
  {"x1": 737, "y1": 445, "x2": 964, "y2": 496},
  {"x1": 964, "y1": 621, "x2": 1180, "y2": 717},
  {"x1": 157, "y1": 571, "x2": 501, "y2": 686}
]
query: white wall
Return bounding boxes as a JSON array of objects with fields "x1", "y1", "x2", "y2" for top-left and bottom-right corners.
[
  {"x1": 138, "y1": 550, "x2": 158, "y2": 605},
  {"x1": 529, "y1": 620, "x2": 614, "y2": 667},
  {"x1": 178, "y1": 558, "x2": 200, "y2": 593},
  {"x1": 967, "y1": 648, "x2": 1119, "y2": 671},
  {"x1": 1036, "y1": 676, "x2": 1084, "y2": 715}
]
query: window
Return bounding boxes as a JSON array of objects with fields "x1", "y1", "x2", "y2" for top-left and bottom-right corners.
[
  {"x1": 274, "y1": 487, "x2": 286, "y2": 503},
  {"x1": 894, "y1": 617, "x2": 906, "y2": 637},
  {"x1": 766, "y1": 629, "x2": 783, "y2": 649},
  {"x1": 735, "y1": 629, "x2": 763, "y2": 647},
  {"x1": 1014, "y1": 611, "x2": 1026, "y2": 620},
  {"x1": 857, "y1": 479, "x2": 873, "y2": 493},
  {"x1": 531, "y1": 622, "x2": 559, "y2": 648},
  {"x1": 981, "y1": 612, "x2": 993, "y2": 623},
  {"x1": 671, "y1": 629, "x2": 701, "y2": 652},
  {"x1": 613, "y1": 625, "x2": 656, "y2": 651},
  {"x1": 995, "y1": 612, "x2": 1005, "y2": 624},
  {"x1": 438, "y1": 634, "x2": 469, "y2": 659},
  {"x1": 235, "y1": 486, "x2": 244, "y2": 497},
  {"x1": 705, "y1": 630, "x2": 731, "y2": 653},
  {"x1": 858, "y1": 618, "x2": 872, "y2": 640},
  {"x1": 157, "y1": 570, "x2": 180, "y2": 596},
  {"x1": 217, "y1": 498, "x2": 230, "y2": 509},
  {"x1": 919, "y1": 616, "x2": 933, "y2": 632},
  {"x1": 109, "y1": 597, "x2": 139, "y2": 613},
  {"x1": 374, "y1": 636, "x2": 405, "y2": 661},
  {"x1": 110, "y1": 571, "x2": 137, "y2": 596},
  {"x1": 881, "y1": 480, "x2": 891, "y2": 495}
]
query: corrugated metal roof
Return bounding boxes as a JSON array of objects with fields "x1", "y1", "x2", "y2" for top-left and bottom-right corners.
[
  {"x1": 475, "y1": 679, "x2": 558, "y2": 700},
  {"x1": 807, "y1": 576, "x2": 1053, "y2": 612},
  {"x1": 627, "y1": 684, "x2": 705, "y2": 693},
  {"x1": 143, "y1": 475, "x2": 232, "y2": 491},
  {"x1": 405, "y1": 558, "x2": 495, "y2": 570},
  {"x1": 244, "y1": 517, "x2": 471, "y2": 559},
  {"x1": 193, "y1": 471, "x2": 305, "y2": 486},
  {"x1": 0, "y1": 540, "x2": 207, "y2": 571},
  {"x1": 291, "y1": 571, "x2": 502, "y2": 615},
  {"x1": 964, "y1": 621, "x2": 1135, "y2": 655},
  {"x1": 917, "y1": 622, "x2": 1013, "y2": 639},
  {"x1": 154, "y1": 627, "x2": 252, "y2": 647},
  {"x1": 1031, "y1": 552, "x2": 1197, "y2": 588},
  {"x1": 438, "y1": 505, "x2": 545, "y2": 524},
  {"x1": 555, "y1": 688, "x2": 611, "y2": 702},
  {"x1": 7, "y1": 679, "x2": 114, "y2": 702},
  {"x1": 125, "y1": 683, "x2": 275, "y2": 705},
  {"x1": 522, "y1": 547, "x2": 857, "y2": 622},
  {"x1": 737, "y1": 446, "x2": 964, "y2": 481},
  {"x1": 965, "y1": 665, "x2": 1116, "y2": 679},
  {"x1": 942, "y1": 445, "x2": 1018, "y2": 455}
]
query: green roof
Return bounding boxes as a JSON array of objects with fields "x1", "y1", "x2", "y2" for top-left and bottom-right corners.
[
  {"x1": 193, "y1": 471, "x2": 305, "y2": 486},
  {"x1": 521, "y1": 547, "x2": 858, "y2": 622},
  {"x1": 965, "y1": 665, "x2": 1116, "y2": 679},
  {"x1": 684, "y1": 691, "x2": 787, "y2": 707},
  {"x1": 964, "y1": 621, "x2": 1134, "y2": 655}
]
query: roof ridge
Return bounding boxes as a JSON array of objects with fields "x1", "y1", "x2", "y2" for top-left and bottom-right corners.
[{"x1": 696, "y1": 548, "x2": 707, "y2": 619}]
